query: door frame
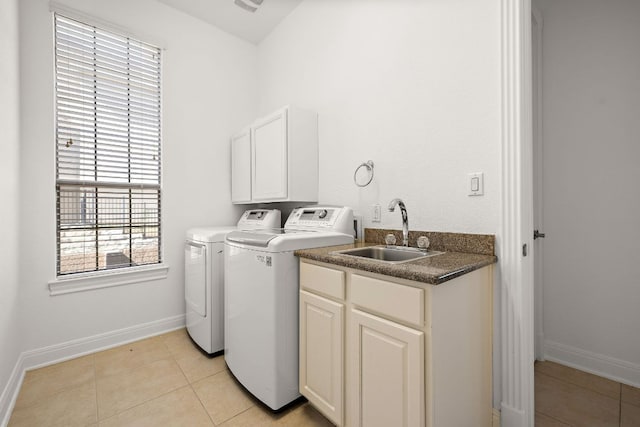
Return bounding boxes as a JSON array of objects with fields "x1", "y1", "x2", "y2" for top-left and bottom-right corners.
[
  {"x1": 531, "y1": 6, "x2": 545, "y2": 362},
  {"x1": 499, "y1": 0, "x2": 535, "y2": 426}
]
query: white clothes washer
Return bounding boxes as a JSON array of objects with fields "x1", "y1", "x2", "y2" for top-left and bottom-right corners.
[
  {"x1": 224, "y1": 206, "x2": 354, "y2": 410},
  {"x1": 185, "y1": 209, "x2": 281, "y2": 354}
]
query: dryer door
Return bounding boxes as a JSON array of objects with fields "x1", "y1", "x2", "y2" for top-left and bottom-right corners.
[{"x1": 185, "y1": 241, "x2": 207, "y2": 317}]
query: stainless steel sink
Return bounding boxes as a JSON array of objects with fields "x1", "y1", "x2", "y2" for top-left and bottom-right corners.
[{"x1": 332, "y1": 245, "x2": 443, "y2": 264}]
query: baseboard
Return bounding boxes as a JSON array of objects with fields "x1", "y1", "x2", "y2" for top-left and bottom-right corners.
[
  {"x1": 21, "y1": 314, "x2": 185, "y2": 371},
  {"x1": 0, "y1": 354, "x2": 25, "y2": 427},
  {"x1": 500, "y1": 402, "x2": 526, "y2": 427},
  {"x1": 544, "y1": 340, "x2": 640, "y2": 388},
  {"x1": 0, "y1": 314, "x2": 185, "y2": 426},
  {"x1": 535, "y1": 333, "x2": 545, "y2": 361}
]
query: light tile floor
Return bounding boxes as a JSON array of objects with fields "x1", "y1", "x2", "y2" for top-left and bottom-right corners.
[
  {"x1": 8, "y1": 329, "x2": 334, "y2": 427},
  {"x1": 10, "y1": 332, "x2": 640, "y2": 426},
  {"x1": 535, "y1": 361, "x2": 640, "y2": 426}
]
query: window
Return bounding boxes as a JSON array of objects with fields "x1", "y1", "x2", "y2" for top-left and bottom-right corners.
[{"x1": 55, "y1": 14, "x2": 162, "y2": 276}]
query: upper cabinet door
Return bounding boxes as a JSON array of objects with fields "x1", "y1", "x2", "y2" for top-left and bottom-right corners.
[
  {"x1": 231, "y1": 129, "x2": 252, "y2": 203},
  {"x1": 230, "y1": 105, "x2": 317, "y2": 204},
  {"x1": 251, "y1": 109, "x2": 288, "y2": 201}
]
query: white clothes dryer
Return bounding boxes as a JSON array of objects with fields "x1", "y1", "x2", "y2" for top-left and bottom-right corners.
[
  {"x1": 224, "y1": 206, "x2": 354, "y2": 410},
  {"x1": 185, "y1": 209, "x2": 280, "y2": 354}
]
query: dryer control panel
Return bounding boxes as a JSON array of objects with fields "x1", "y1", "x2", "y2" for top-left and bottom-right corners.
[
  {"x1": 285, "y1": 206, "x2": 354, "y2": 234},
  {"x1": 237, "y1": 209, "x2": 281, "y2": 229}
]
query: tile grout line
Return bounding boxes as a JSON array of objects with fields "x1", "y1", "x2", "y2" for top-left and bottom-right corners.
[
  {"x1": 98, "y1": 385, "x2": 194, "y2": 424},
  {"x1": 218, "y1": 405, "x2": 255, "y2": 427},
  {"x1": 189, "y1": 382, "x2": 218, "y2": 426},
  {"x1": 162, "y1": 333, "x2": 217, "y2": 426},
  {"x1": 10, "y1": 357, "x2": 97, "y2": 421},
  {"x1": 535, "y1": 368, "x2": 622, "y2": 401},
  {"x1": 619, "y1": 383, "x2": 622, "y2": 427},
  {"x1": 621, "y1": 384, "x2": 640, "y2": 409},
  {"x1": 536, "y1": 370, "x2": 622, "y2": 427},
  {"x1": 12, "y1": 332, "x2": 191, "y2": 425},
  {"x1": 129, "y1": 333, "x2": 313, "y2": 427},
  {"x1": 164, "y1": 336, "x2": 192, "y2": 384},
  {"x1": 535, "y1": 409, "x2": 573, "y2": 426},
  {"x1": 190, "y1": 368, "x2": 246, "y2": 426},
  {"x1": 95, "y1": 337, "x2": 188, "y2": 422}
]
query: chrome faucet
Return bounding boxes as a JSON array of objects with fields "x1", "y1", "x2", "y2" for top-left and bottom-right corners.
[{"x1": 387, "y1": 198, "x2": 409, "y2": 246}]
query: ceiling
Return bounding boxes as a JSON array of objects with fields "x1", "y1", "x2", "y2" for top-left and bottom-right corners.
[{"x1": 157, "y1": 0, "x2": 303, "y2": 44}]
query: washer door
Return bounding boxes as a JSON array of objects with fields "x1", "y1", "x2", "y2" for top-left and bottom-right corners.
[{"x1": 185, "y1": 241, "x2": 207, "y2": 317}]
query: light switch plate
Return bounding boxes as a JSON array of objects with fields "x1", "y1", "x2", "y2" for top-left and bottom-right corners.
[{"x1": 468, "y1": 172, "x2": 484, "y2": 196}]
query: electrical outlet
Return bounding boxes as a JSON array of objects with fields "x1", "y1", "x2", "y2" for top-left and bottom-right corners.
[{"x1": 372, "y1": 204, "x2": 381, "y2": 222}]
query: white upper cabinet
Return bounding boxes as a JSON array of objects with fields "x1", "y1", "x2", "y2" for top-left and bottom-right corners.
[
  {"x1": 252, "y1": 109, "x2": 288, "y2": 201},
  {"x1": 231, "y1": 129, "x2": 252, "y2": 203},
  {"x1": 231, "y1": 106, "x2": 318, "y2": 204}
]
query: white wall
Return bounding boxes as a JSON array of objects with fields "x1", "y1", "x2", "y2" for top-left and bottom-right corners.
[
  {"x1": 257, "y1": 0, "x2": 502, "y2": 234},
  {"x1": 18, "y1": 0, "x2": 257, "y2": 353},
  {"x1": 0, "y1": 0, "x2": 23, "y2": 405},
  {"x1": 535, "y1": 0, "x2": 640, "y2": 384},
  {"x1": 256, "y1": 0, "x2": 503, "y2": 408}
]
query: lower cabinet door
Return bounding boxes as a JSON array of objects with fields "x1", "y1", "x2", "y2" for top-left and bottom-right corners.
[
  {"x1": 299, "y1": 290, "x2": 344, "y2": 426},
  {"x1": 350, "y1": 309, "x2": 425, "y2": 427}
]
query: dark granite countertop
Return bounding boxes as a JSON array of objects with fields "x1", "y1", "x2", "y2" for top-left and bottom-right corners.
[{"x1": 294, "y1": 229, "x2": 498, "y2": 285}]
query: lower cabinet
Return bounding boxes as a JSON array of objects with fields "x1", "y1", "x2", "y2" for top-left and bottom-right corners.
[
  {"x1": 299, "y1": 259, "x2": 493, "y2": 427},
  {"x1": 299, "y1": 290, "x2": 344, "y2": 426},
  {"x1": 349, "y1": 309, "x2": 424, "y2": 427}
]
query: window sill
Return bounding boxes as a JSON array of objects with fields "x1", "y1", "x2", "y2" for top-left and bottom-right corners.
[{"x1": 48, "y1": 264, "x2": 169, "y2": 296}]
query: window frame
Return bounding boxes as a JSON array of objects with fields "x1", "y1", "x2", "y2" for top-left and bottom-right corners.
[{"x1": 50, "y1": 10, "x2": 167, "y2": 293}]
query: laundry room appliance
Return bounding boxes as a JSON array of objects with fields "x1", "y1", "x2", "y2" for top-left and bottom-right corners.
[
  {"x1": 185, "y1": 209, "x2": 281, "y2": 354},
  {"x1": 224, "y1": 206, "x2": 354, "y2": 410}
]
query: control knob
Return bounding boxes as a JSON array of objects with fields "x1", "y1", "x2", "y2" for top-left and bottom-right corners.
[{"x1": 417, "y1": 236, "x2": 430, "y2": 251}]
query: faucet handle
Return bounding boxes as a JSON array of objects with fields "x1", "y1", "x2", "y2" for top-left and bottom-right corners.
[
  {"x1": 417, "y1": 236, "x2": 430, "y2": 251},
  {"x1": 385, "y1": 233, "x2": 397, "y2": 246}
]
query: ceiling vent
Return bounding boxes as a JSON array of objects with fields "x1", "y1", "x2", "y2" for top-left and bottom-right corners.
[{"x1": 234, "y1": 0, "x2": 264, "y2": 13}]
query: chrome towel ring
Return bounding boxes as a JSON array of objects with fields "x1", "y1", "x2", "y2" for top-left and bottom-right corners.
[{"x1": 354, "y1": 160, "x2": 374, "y2": 187}]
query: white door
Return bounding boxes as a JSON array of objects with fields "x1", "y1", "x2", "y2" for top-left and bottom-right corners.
[
  {"x1": 299, "y1": 290, "x2": 344, "y2": 426},
  {"x1": 349, "y1": 309, "x2": 424, "y2": 427},
  {"x1": 231, "y1": 129, "x2": 252, "y2": 203},
  {"x1": 251, "y1": 108, "x2": 288, "y2": 201}
]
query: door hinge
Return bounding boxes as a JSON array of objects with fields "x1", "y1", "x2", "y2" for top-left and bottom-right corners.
[{"x1": 522, "y1": 243, "x2": 528, "y2": 257}]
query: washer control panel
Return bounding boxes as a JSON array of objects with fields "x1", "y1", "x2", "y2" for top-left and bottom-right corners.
[{"x1": 285, "y1": 206, "x2": 354, "y2": 234}]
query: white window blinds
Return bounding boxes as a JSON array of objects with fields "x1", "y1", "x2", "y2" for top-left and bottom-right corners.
[{"x1": 55, "y1": 14, "x2": 162, "y2": 275}]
